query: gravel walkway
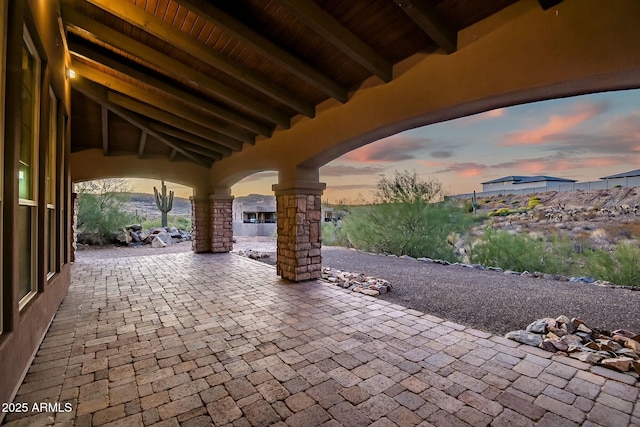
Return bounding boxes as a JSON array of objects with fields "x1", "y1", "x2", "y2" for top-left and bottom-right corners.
[{"x1": 322, "y1": 246, "x2": 640, "y2": 336}]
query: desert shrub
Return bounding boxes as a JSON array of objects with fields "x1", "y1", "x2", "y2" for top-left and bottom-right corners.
[
  {"x1": 321, "y1": 221, "x2": 349, "y2": 246},
  {"x1": 468, "y1": 228, "x2": 578, "y2": 274},
  {"x1": 338, "y1": 171, "x2": 471, "y2": 261},
  {"x1": 76, "y1": 179, "x2": 134, "y2": 244},
  {"x1": 141, "y1": 215, "x2": 191, "y2": 231},
  {"x1": 585, "y1": 243, "x2": 640, "y2": 286},
  {"x1": 528, "y1": 197, "x2": 541, "y2": 209}
]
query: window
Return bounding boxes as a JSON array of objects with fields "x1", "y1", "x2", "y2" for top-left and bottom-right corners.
[
  {"x1": 18, "y1": 26, "x2": 40, "y2": 309},
  {"x1": 0, "y1": 1, "x2": 7, "y2": 334},
  {"x1": 46, "y1": 88, "x2": 57, "y2": 278}
]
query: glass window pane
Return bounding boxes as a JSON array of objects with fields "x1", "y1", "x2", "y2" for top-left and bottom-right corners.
[{"x1": 18, "y1": 206, "x2": 33, "y2": 300}]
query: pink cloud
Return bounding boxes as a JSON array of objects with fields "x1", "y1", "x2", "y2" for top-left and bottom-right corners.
[
  {"x1": 340, "y1": 135, "x2": 426, "y2": 163},
  {"x1": 503, "y1": 101, "x2": 608, "y2": 146},
  {"x1": 482, "y1": 108, "x2": 506, "y2": 118}
]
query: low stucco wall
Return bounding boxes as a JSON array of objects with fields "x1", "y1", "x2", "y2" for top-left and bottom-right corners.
[{"x1": 233, "y1": 222, "x2": 276, "y2": 237}]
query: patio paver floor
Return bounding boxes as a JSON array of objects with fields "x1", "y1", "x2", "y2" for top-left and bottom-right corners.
[{"x1": 3, "y1": 251, "x2": 639, "y2": 427}]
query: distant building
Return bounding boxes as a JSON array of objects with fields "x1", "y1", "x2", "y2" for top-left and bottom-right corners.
[
  {"x1": 600, "y1": 168, "x2": 640, "y2": 187},
  {"x1": 481, "y1": 175, "x2": 576, "y2": 192},
  {"x1": 232, "y1": 195, "x2": 277, "y2": 236}
]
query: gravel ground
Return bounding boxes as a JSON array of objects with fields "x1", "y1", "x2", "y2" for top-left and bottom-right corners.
[
  {"x1": 321, "y1": 246, "x2": 640, "y2": 336},
  {"x1": 79, "y1": 237, "x2": 640, "y2": 336}
]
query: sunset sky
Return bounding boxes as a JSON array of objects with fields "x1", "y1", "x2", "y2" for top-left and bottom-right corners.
[{"x1": 134, "y1": 88, "x2": 640, "y2": 201}]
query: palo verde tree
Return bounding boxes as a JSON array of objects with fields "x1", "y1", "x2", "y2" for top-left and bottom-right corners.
[
  {"x1": 154, "y1": 180, "x2": 174, "y2": 228},
  {"x1": 339, "y1": 170, "x2": 471, "y2": 261}
]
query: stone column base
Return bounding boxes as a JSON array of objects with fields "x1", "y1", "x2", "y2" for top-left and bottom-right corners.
[
  {"x1": 210, "y1": 195, "x2": 234, "y2": 253},
  {"x1": 190, "y1": 196, "x2": 211, "y2": 253},
  {"x1": 273, "y1": 182, "x2": 325, "y2": 282},
  {"x1": 71, "y1": 192, "x2": 78, "y2": 262}
]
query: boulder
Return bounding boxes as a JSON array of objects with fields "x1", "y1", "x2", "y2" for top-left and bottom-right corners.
[
  {"x1": 505, "y1": 330, "x2": 543, "y2": 347},
  {"x1": 151, "y1": 236, "x2": 167, "y2": 248},
  {"x1": 114, "y1": 231, "x2": 132, "y2": 245},
  {"x1": 125, "y1": 224, "x2": 142, "y2": 232}
]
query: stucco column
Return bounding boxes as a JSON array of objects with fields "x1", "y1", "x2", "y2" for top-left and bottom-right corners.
[
  {"x1": 210, "y1": 194, "x2": 234, "y2": 253},
  {"x1": 272, "y1": 180, "x2": 326, "y2": 282},
  {"x1": 190, "y1": 196, "x2": 211, "y2": 253}
]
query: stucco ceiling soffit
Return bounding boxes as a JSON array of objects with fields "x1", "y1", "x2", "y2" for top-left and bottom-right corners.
[
  {"x1": 82, "y1": 0, "x2": 315, "y2": 118},
  {"x1": 72, "y1": 78, "x2": 212, "y2": 167},
  {"x1": 394, "y1": 0, "x2": 457, "y2": 53},
  {"x1": 171, "y1": 0, "x2": 349, "y2": 102},
  {"x1": 68, "y1": 39, "x2": 271, "y2": 137},
  {"x1": 276, "y1": 0, "x2": 392, "y2": 82},
  {"x1": 62, "y1": 6, "x2": 291, "y2": 128}
]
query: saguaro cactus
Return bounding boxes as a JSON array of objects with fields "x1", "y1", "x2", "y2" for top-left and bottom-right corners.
[
  {"x1": 471, "y1": 190, "x2": 478, "y2": 215},
  {"x1": 154, "y1": 180, "x2": 174, "y2": 227}
]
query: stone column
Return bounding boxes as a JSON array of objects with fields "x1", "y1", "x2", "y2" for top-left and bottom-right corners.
[
  {"x1": 70, "y1": 192, "x2": 78, "y2": 262},
  {"x1": 210, "y1": 194, "x2": 234, "y2": 253},
  {"x1": 190, "y1": 196, "x2": 211, "y2": 253},
  {"x1": 273, "y1": 181, "x2": 326, "y2": 282}
]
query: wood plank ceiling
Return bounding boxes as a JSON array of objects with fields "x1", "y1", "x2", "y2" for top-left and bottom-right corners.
[{"x1": 63, "y1": 0, "x2": 520, "y2": 167}]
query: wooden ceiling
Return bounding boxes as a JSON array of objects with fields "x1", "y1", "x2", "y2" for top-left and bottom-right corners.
[{"x1": 64, "y1": 0, "x2": 520, "y2": 167}]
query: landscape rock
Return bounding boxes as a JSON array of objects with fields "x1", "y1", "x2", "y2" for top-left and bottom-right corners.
[
  {"x1": 321, "y1": 267, "x2": 392, "y2": 297},
  {"x1": 508, "y1": 315, "x2": 640, "y2": 378},
  {"x1": 151, "y1": 236, "x2": 167, "y2": 248},
  {"x1": 505, "y1": 330, "x2": 543, "y2": 347}
]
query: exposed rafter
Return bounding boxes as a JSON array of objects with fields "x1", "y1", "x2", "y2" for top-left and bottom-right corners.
[
  {"x1": 69, "y1": 40, "x2": 272, "y2": 137},
  {"x1": 108, "y1": 93, "x2": 243, "y2": 152},
  {"x1": 137, "y1": 130, "x2": 147, "y2": 159},
  {"x1": 150, "y1": 124, "x2": 232, "y2": 158},
  {"x1": 277, "y1": 0, "x2": 392, "y2": 82},
  {"x1": 172, "y1": 0, "x2": 349, "y2": 102},
  {"x1": 62, "y1": 6, "x2": 290, "y2": 128},
  {"x1": 82, "y1": 0, "x2": 315, "y2": 118},
  {"x1": 101, "y1": 106, "x2": 109, "y2": 155},
  {"x1": 70, "y1": 61, "x2": 250, "y2": 147},
  {"x1": 72, "y1": 78, "x2": 211, "y2": 167},
  {"x1": 395, "y1": 0, "x2": 457, "y2": 54}
]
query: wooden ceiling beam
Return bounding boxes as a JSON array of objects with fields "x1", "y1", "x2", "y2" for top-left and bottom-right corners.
[
  {"x1": 107, "y1": 92, "x2": 243, "y2": 152},
  {"x1": 137, "y1": 130, "x2": 147, "y2": 159},
  {"x1": 72, "y1": 78, "x2": 211, "y2": 167},
  {"x1": 69, "y1": 40, "x2": 272, "y2": 137},
  {"x1": 83, "y1": 0, "x2": 315, "y2": 118},
  {"x1": 150, "y1": 124, "x2": 232, "y2": 157},
  {"x1": 152, "y1": 129, "x2": 225, "y2": 161},
  {"x1": 172, "y1": 0, "x2": 348, "y2": 102},
  {"x1": 101, "y1": 105, "x2": 109, "y2": 155},
  {"x1": 395, "y1": 0, "x2": 457, "y2": 54},
  {"x1": 71, "y1": 61, "x2": 248, "y2": 148},
  {"x1": 277, "y1": 0, "x2": 392, "y2": 82},
  {"x1": 62, "y1": 7, "x2": 290, "y2": 128}
]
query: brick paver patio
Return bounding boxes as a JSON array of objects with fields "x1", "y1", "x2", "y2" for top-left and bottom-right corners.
[{"x1": 3, "y1": 252, "x2": 639, "y2": 427}]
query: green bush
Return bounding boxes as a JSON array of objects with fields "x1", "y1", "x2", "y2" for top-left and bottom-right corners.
[
  {"x1": 585, "y1": 243, "x2": 640, "y2": 286},
  {"x1": 336, "y1": 171, "x2": 472, "y2": 261},
  {"x1": 76, "y1": 179, "x2": 134, "y2": 244},
  {"x1": 528, "y1": 197, "x2": 541, "y2": 209},
  {"x1": 321, "y1": 221, "x2": 349, "y2": 246},
  {"x1": 141, "y1": 215, "x2": 191, "y2": 231},
  {"x1": 468, "y1": 228, "x2": 578, "y2": 274},
  {"x1": 340, "y1": 201, "x2": 470, "y2": 261}
]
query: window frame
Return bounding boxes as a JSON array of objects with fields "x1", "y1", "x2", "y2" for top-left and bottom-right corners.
[
  {"x1": 0, "y1": 0, "x2": 7, "y2": 334},
  {"x1": 46, "y1": 87, "x2": 57, "y2": 279},
  {"x1": 18, "y1": 24, "x2": 40, "y2": 310}
]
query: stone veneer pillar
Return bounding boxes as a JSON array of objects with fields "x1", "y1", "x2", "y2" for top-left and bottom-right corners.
[
  {"x1": 210, "y1": 194, "x2": 234, "y2": 253},
  {"x1": 190, "y1": 196, "x2": 211, "y2": 253},
  {"x1": 70, "y1": 192, "x2": 78, "y2": 262},
  {"x1": 273, "y1": 182, "x2": 325, "y2": 282}
]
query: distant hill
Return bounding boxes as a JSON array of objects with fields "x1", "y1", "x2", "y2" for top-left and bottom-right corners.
[{"x1": 120, "y1": 192, "x2": 191, "y2": 220}]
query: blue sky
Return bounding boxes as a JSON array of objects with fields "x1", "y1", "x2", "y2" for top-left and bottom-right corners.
[{"x1": 232, "y1": 88, "x2": 640, "y2": 203}]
